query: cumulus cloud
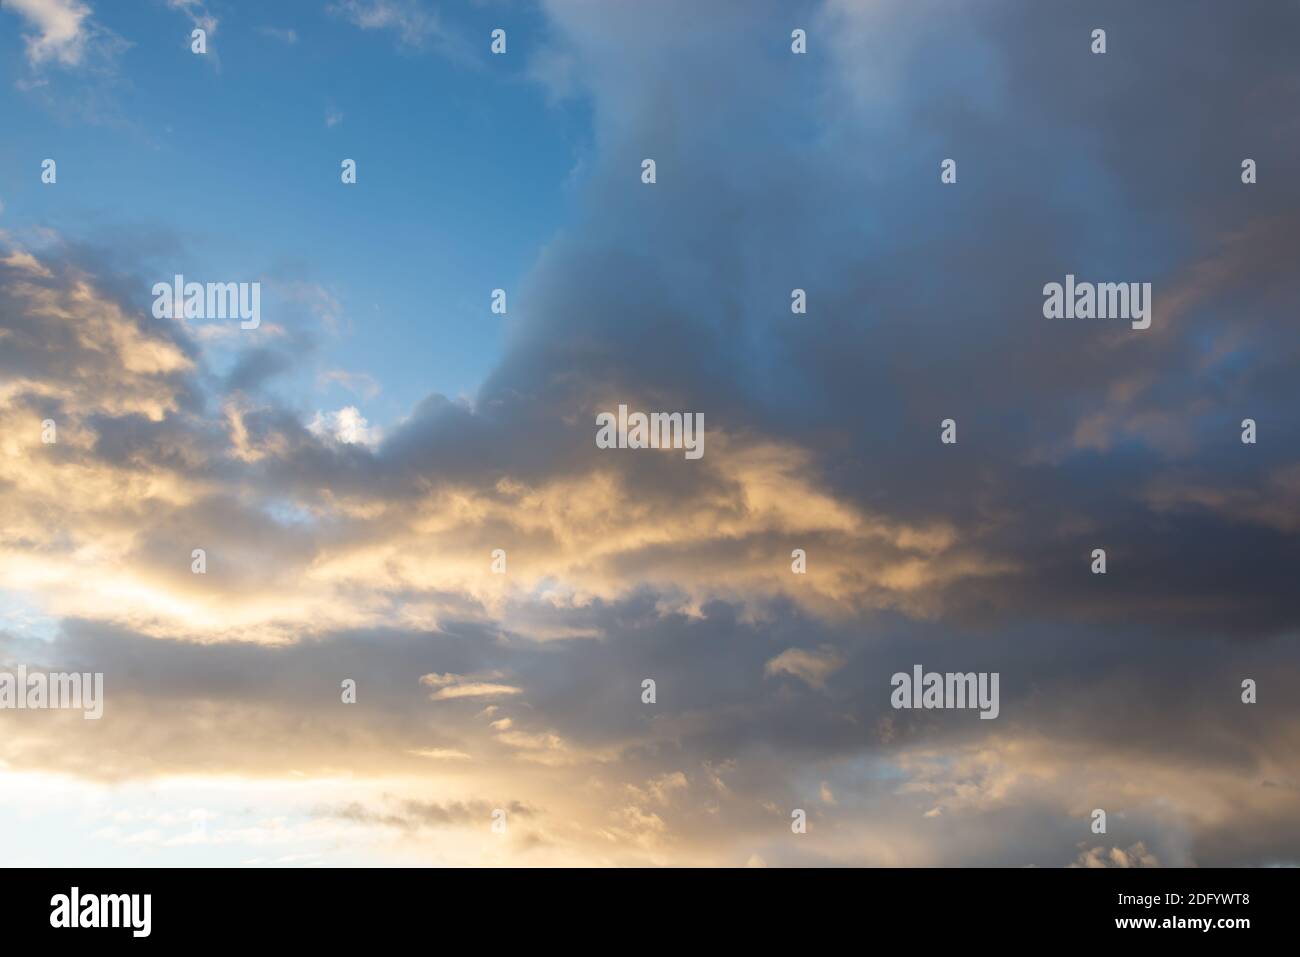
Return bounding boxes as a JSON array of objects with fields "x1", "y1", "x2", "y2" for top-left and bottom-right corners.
[{"x1": 308, "y1": 405, "x2": 379, "y2": 446}]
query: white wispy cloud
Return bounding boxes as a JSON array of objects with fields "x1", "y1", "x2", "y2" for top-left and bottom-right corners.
[
  {"x1": 166, "y1": 0, "x2": 216, "y2": 34},
  {"x1": 3, "y1": 0, "x2": 92, "y2": 66},
  {"x1": 328, "y1": 0, "x2": 472, "y2": 61},
  {"x1": 420, "y1": 673, "x2": 522, "y2": 701},
  {"x1": 318, "y1": 369, "x2": 379, "y2": 399}
]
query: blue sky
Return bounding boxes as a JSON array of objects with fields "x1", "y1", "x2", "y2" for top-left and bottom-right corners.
[{"x1": 0, "y1": 0, "x2": 588, "y2": 423}]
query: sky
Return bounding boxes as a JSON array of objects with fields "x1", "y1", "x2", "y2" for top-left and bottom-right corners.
[{"x1": 0, "y1": 0, "x2": 1298, "y2": 867}]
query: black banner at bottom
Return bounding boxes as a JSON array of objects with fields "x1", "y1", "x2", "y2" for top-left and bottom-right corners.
[{"x1": 0, "y1": 866, "x2": 1288, "y2": 943}]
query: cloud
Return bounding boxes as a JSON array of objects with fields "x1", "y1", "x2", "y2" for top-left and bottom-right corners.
[
  {"x1": 2, "y1": 0, "x2": 92, "y2": 66},
  {"x1": 323, "y1": 798, "x2": 535, "y2": 831},
  {"x1": 1, "y1": 249, "x2": 52, "y2": 277},
  {"x1": 328, "y1": 0, "x2": 470, "y2": 60},
  {"x1": 166, "y1": 0, "x2": 216, "y2": 34},
  {"x1": 1071, "y1": 842, "x2": 1161, "y2": 869},
  {"x1": 307, "y1": 406, "x2": 379, "y2": 446},
  {"x1": 765, "y1": 647, "x2": 846, "y2": 690},
  {"x1": 0, "y1": 239, "x2": 1002, "y2": 646},
  {"x1": 420, "y1": 672, "x2": 522, "y2": 701},
  {"x1": 2, "y1": 0, "x2": 128, "y2": 82},
  {"x1": 409, "y1": 748, "x2": 471, "y2": 761},
  {"x1": 318, "y1": 369, "x2": 379, "y2": 399}
]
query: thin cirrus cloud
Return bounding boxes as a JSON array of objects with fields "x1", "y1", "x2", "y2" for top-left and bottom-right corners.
[{"x1": 327, "y1": 0, "x2": 471, "y2": 61}]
